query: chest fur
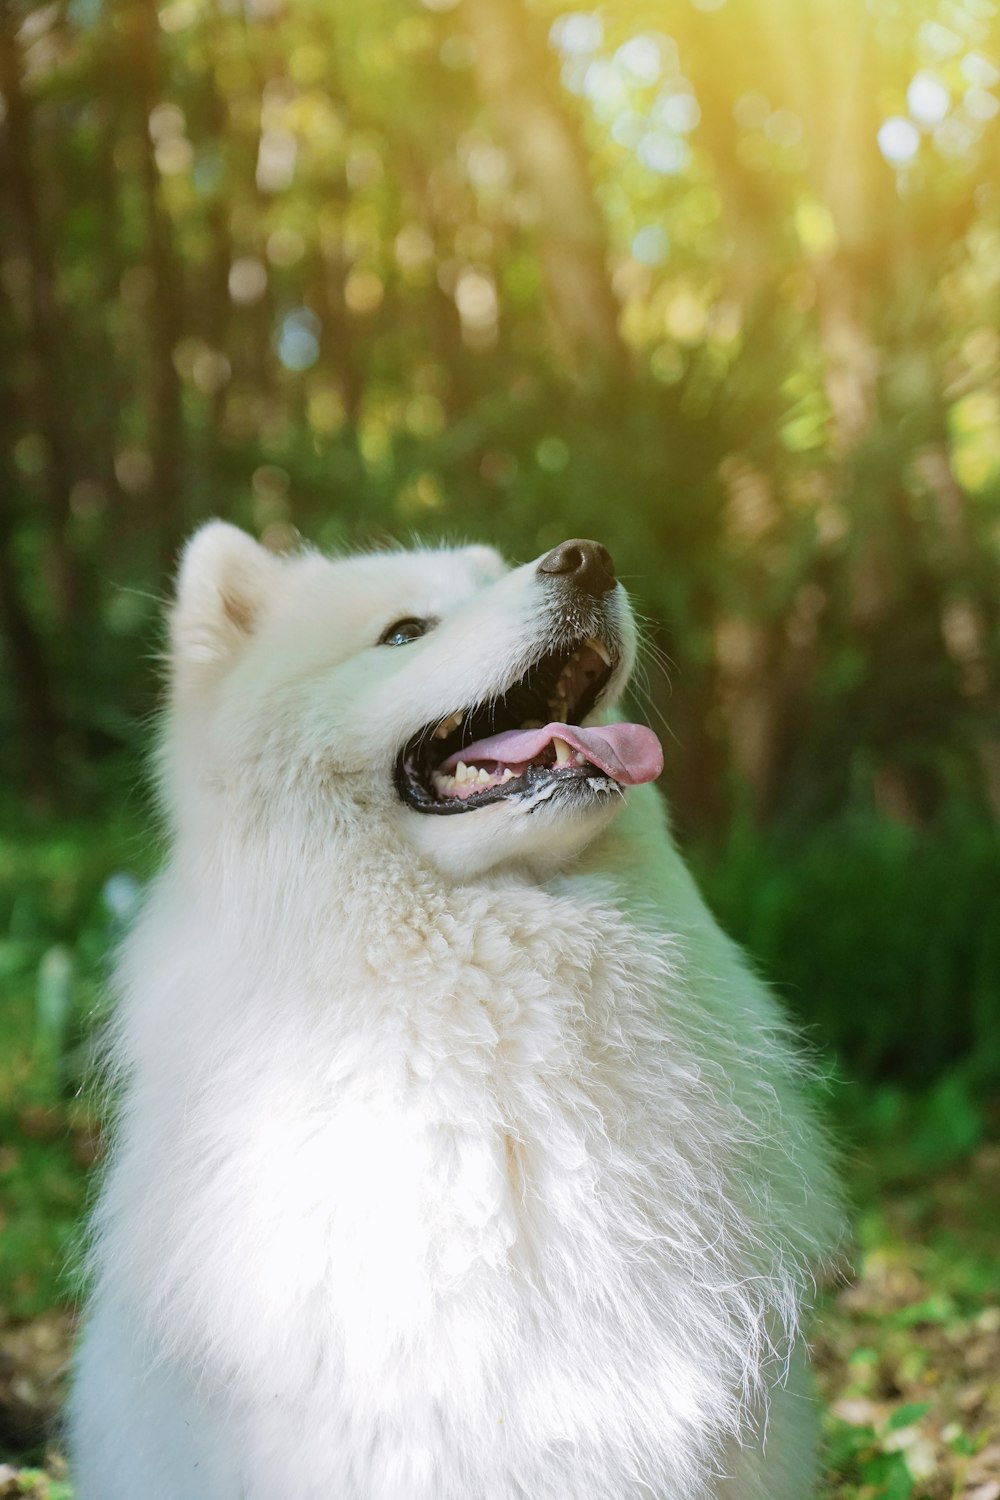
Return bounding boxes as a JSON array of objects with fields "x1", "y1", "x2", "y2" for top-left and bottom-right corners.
[{"x1": 99, "y1": 877, "x2": 822, "y2": 1494}]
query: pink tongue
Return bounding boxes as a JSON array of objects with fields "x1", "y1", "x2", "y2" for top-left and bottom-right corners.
[{"x1": 441, "y1": 722, "x2": 663, "y2": 786}]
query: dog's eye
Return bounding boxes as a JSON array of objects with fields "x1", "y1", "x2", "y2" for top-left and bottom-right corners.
[{"x1": 378, "y1": 617, "x2": 434, "y2": 647}]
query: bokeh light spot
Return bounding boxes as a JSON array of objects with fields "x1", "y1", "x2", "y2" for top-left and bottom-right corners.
[
  {"x1": 638, "y1": 132, "x2": 691, "y2": 175},
  {"x1": 14, "y1": 433, "x2": 47, "y2": 476},
  {"x1": 733, "y1": 91, "x2": 770, "y2": 130},
  {"x1": 405, "y1": 394, "x2": 446, "y2": 438},
  {"x1": 114, "y1": 448, "x2": 153, "y2": 494},
  {"x1": 158, "y1": 0, "x2": 196, "y2": 31},
  {"x1": 395, "y1": 224, "x2": 435, "y2": 277},
  {"x1": 962, "y1": 52, "x2": 999, "y2": 89},
  {"x1": 877, "y1": 116, "x2": 920, "y2": 166},
  {"x1": 193, "y1": 153, "x2": 225, "y2": 195},
  {"x1": 615, "y1": 36, "x2": 662, "y2": 87},
  {"x1": 155, "y1": 137, "x2": 193, "y2": 175},
  {"x1": 257, "y1": 129, "x2": 297, "y2": 193},
  {"x1": 396, "y1": 472, "x2": 444, "y2": 516},
  {"x1": 344, "y1": 268, "x2": 385, "y2": 315},
  {"x1": 664, "y1": 289, "x2": 706, "y2": 344},
  {"x1": 549, "y1": 12, "x2": 603, "y2": 56},
  {"x1": 795, "y1": 199, "x2": 838, "y2": 257},
  {"x1": 965, "y1": 88, "x2": 999, "y2": 122},
  {"x1": 632, "y1": 225, "x2": 669, "y2": 265},
  {"x1": 764, "y1": 109, "x2": 802, "y2": 147},
  {"x1": 652, "y1": 88, "x2": 700, "y2": 134},
  {"x1": 583, "y1": 58, "x2": 630, "y2": 114},
  {"x1": 69, "y1": 479, "x2": 106, "y2": 519},
  {"x1": 918, "y1": 22, "x2": 962, "y2": 62},
  {"x1": 934, "y1": 116, "x2": 979, "y2": 159},
  {"x1": 560, "y1": 57, "x2": 590, "y2": 96},
  {"x1": 454, "y1": 269, "x2": 498, "y2": 332},
  {"x1": 275, "y1": 308, "x2": 320, "y2": 371},
  {"x1": 308, "y1": 388, "x2": 347, "y2": 436},
  {"x1": 462, "y1": 139, "x2": 509, "y2": 189},
  {"x1": 229, "y1": 257, "x2": 267, "y2": 305},
  {"x1": 611, "y1": 110, "x2": 646, "y2": 148},
  {"x1": 148, "y1": 103, "x2": 185, "y2": 143},
  {"x1": 266, "y1": 227, "x2": 306, "y2": 267},
  {"x1": 907, "y1": 71, "x2": 950, "y2": 126},
  {"x1": 536, "y1": 436, "x2": 570, "y2": 472}
]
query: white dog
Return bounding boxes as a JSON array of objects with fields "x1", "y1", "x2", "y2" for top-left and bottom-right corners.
[{"x1": 69, "y1": 525, "x2": 843, "y2": 1500}]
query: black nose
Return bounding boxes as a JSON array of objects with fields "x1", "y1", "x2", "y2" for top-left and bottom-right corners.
[{"x1": 537, "y1": 538, "x2": 616, "y2": 596}]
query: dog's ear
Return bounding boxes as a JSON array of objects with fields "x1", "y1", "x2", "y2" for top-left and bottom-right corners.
[
  {"x1": 465, "y1": 545, "x2": 507, "y2": 582},
  {"x1": 170, "y1": 522, "x2": 280, "y2": 692}
]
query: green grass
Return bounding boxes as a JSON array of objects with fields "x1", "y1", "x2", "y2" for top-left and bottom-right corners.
[{"x1": 0, "y1": 803, "x2": 161, "y2": 1318}]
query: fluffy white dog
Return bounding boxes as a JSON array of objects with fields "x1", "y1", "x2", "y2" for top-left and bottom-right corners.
[{"x1": 69, "y1": 525, "x2": 843, "y2": 1500}]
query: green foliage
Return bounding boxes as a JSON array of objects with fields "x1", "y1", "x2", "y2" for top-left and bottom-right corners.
[
  {"x1": 693, "y1": 815, "x2": 1000, "y2": 1082},
  {"x1": 1, "y1": 0, "x2": 998, "y2": 838},
  {"x1": 0, "y1": 803, "x2": 157, "y2": 1318},
  {"x1": 0, "y1": 1473, "x2": 74, "y2": 1500},
  {"x1": 0, "y1": 1120, "x2": 86, "y2": 1321}
]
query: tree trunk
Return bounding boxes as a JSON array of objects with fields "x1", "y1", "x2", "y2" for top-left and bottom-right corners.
[
  {"x1": 460, "y1": 0, "x2": 627, "y2": 381},
  {"x1": 200, "y1": 6, "x2": 235, "y2": 470},
  {"x1": 126, "y1": 0, "x2": 185, "y2": 569},
  {"x1": 0, "y1": 446, "x2": 60, "y2": 800},
  {"x1": 0, "y1": 0, "x2": 81, "y2": 626},
  {"x1": 95, "y1": 89, "x2": 127, "y2": 509}
]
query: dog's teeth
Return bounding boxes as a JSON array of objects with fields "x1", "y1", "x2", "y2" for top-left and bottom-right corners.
[
  {"x1": 501, "y1": 768, "x2": 514, "y2": 782},
  {"x1": 478, "y1": 768, "x2": 491, "y2": 784},
  {"x1": 574, "y1": 752, "x2": 586, "y2": 766},
  {"x1": 585, "y1": 637, "x2": 612, "y2": 667},
  {"x1": 456, "y1": 762, "x2": 469, "y2": 783},
  {"x1": 433, "y1": 711, "x2": 463, "y2": 739},
  {"x1": 554, "y1": 738, "x2": 573, "y2": 766}
]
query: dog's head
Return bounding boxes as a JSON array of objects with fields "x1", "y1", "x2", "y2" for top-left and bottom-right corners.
[{"x1": 165, "y1": 524, "x2": 662, "y2": 877}]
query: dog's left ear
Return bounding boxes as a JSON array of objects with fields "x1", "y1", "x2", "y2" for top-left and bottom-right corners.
[
  {"x1": 464, "y1": 544, "x2": 507, "y2": 582},
  {"x1": 170, "y1": 522, "x2": 280, "y2": 693}
]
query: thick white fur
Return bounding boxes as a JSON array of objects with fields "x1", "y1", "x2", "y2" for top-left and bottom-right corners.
[{"x1": 69, "y1": 526, "x2": 843, "y2": 1499}]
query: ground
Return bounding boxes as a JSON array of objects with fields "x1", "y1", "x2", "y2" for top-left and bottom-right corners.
[{"x1": 815, "y1": 1137, "x2": 1000, "y2": 1500}]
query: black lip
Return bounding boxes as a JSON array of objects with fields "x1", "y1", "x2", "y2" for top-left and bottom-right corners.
[
  {"x1": 395, "y1": 631, "x2": 621, "y2": 816},
  {"x1": 397, "y1": 753, "x2": 619, "y2": 817}
]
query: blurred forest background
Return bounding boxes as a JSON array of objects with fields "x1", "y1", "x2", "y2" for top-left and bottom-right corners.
[{"x1": 1, "y1": 0, "x2": 1000, "y2": 1494}]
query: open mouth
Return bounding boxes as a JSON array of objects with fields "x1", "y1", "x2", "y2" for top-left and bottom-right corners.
[{"x1": 395, "y1": 636, "x2": 663, "y2": 816}]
